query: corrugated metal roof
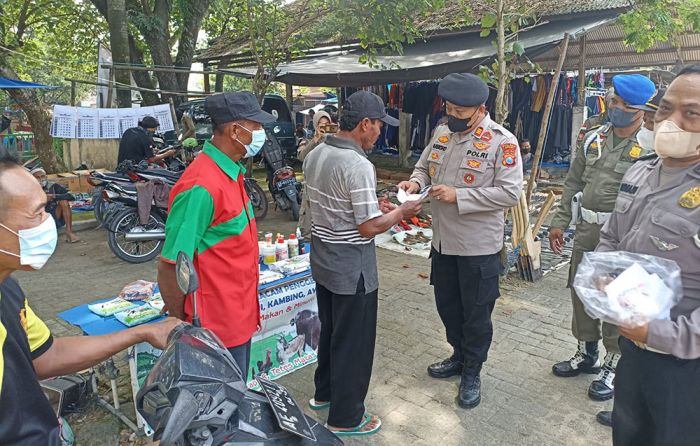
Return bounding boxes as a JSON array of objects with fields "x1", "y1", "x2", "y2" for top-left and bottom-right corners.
[
  {"x1": 531, "y1": 22, "x2": 700, "y2": 70},
  {"x1": 415, "y1": 0, "x2": 629, "y2": 34}
]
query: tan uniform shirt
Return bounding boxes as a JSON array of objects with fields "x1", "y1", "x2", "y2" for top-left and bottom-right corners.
[
  {"x1": 598, "y1": 157, "x2": 700, "y2": 359},
  {"x1": 551, "y1": 123, "x2": 652, "y2": 229},
  {"x1": 410, "y1": 114, "x2": 523, "y2": 256}
]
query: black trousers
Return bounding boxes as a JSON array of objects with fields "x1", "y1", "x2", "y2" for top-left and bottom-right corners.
[
  {"x1": 228, "y1": 339, "x2": 251, "y2": 381},
  {"x1": 613, "y1": 338, "x2": 700, "y2": 446},
  {"x1": 431, "y1": 249, "x2": 501, "y2": 365},
  {"x1": 314, "y1": 278, "x2": 378, "y2": 428}
]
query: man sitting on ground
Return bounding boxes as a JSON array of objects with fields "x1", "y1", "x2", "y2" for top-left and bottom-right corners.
[{"x1": 30, "y1": 167, "x2": 80, "y2": 243}]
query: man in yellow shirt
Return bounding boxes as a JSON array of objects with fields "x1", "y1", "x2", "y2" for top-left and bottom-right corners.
[{"x1": 0, "y1": 153, "x2": 180, "y2": 445}]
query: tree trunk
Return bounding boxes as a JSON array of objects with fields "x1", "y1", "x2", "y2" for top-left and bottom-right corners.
[
  {"x1": 107, "y1": 0, "x2": 132, "y2": 107},
  {"x1": 174, "y1": 0, "x2": 212, "y2": 91},
  {"x1": 494, "y1": 0, "x2": 508, "y2": 125},
  {"x1": 128, "y1": 35, "x2": 161, "y2": 105},
  {"x1": 0, "y1": 67, "x2": 64, "y2": 173}
]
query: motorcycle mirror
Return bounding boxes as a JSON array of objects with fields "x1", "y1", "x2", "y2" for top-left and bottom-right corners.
[{"x1": 176, "y1": 251, "x2": 199, "y2": 295}]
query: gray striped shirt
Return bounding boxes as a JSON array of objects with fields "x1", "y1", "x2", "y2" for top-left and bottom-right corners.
[{"x1": 302, "y1": 135, "x2": 382, "y2": 295}]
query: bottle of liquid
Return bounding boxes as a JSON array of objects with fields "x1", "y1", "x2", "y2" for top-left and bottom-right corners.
[
  {"x1": 275, "y1": 235, "x2": 288, "y2": 262},
  {"x1": 262, "y1": 240, "x2": 276, "y2": 265},
  {"x1": 288, "y1": 234, "x2": 299, "y2": 258},
  {"x1": 296, "y1": 227, "x2": 305, "y2": 254}
]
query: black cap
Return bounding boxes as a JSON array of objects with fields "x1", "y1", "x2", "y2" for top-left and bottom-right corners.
[
  {"x1": 205, "y1": 92, "x2": 276, "y2": 126},
  {"x1": 139, "y1": 116, "x2": 159, "y2": 128},
  {"x1": 438, "y1": 73, "x2": 489, "y2": 107},
  {"x1": 343, "y1": 91, "x2": 399, "y2": 126}
]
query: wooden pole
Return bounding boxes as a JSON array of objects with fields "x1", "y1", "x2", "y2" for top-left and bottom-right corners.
[
  {"x1": 203, "y1": 62, "x2": 211, "y2": 93},
  {"x1": 70, "y1": 80, "x2": 76, "y2": 106},
  {"x1": 65, "y1": 78, "x2": 213, "y2": 97},
  {"x1": 169, "y1": 98, "x2": 181, "y2": 137},
  {"x1": 526, "y1": 33, "x2": 570, "y2": 205},
  {"x1": 285, "y1": 83, "x2": 293, "y2": 108},
  {"x1": 577, "y1": 34, "x2": 587, "y2": 105},
  {"x1": 105, "y1": 68, "x2": 114, "y2": 108}
]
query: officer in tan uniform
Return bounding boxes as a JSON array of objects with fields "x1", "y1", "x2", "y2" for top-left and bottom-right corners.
[
  {"x1": 548, "y1": 74, "x2": 656, "y2": 401},
  {"x1": 398, "y1": 73, "x2": 523, "y2": 409},
  {"x1": 595, "y1": 66, "x2": 700, "y2": 445}
]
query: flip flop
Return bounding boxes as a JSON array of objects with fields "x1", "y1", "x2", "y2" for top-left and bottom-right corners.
[
  {"x1": 66, "y1": 238, "x2": 81, "y2": 244},
  {"x1": 308, "y1": 398, "x2": 330, "y2": 410},
  {"x1": 328, "y1": 413, "x2": 382, "y2": 437}
]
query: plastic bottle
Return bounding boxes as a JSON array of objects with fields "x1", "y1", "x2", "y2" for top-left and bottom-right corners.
[
  {"x1": 288, "y1": 234, "x2": 299, "y2": 258},
  {"x1": 262, "y1": 240, "x2": 276, "y2": 265},
  {"x1": 296, "y1": 227, "x2": 305, "y2": 254},
  {"x1": 275, "y1": 235, "x2": 288, "y2": 262}
]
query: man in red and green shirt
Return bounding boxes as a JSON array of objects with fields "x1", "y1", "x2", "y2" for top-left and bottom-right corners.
[{"x1": 158, "y1": 92, "x2": 275, "y2": 376}]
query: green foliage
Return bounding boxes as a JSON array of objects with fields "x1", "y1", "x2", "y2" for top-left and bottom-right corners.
[{"x1": 619, "y1": 0, "x2": 700, "y2": 52}]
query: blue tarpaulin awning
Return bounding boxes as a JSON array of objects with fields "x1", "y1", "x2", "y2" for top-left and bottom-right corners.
[{"x1": 0, "y1": 76, "x2": 58, "y2": 89}]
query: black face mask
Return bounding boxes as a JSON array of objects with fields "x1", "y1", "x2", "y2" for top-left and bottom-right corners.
[{"x1": 447, "y1": 108, "x2": 480, "y2": 133}]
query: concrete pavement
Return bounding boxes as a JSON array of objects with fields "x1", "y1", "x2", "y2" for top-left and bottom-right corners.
[{"x1": 16, "y1": 215, "x2": 613, "y2": 446}]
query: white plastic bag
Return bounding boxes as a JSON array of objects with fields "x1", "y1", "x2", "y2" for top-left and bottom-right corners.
[{"x1": 573, "y1": 251, "x2": 683, "y2": 327}]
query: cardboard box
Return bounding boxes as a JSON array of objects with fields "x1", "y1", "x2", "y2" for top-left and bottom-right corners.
[{"x1": 53, "y1": 173, "x2": 80, "y2": 193}]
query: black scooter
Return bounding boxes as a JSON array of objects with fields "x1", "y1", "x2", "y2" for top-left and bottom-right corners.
[
  {"x1": 136, "y1": 252, "x2": 342, "y2": 446},
  {"x1": 262, "y1": 129, "x2": 302, "y2": 220}
]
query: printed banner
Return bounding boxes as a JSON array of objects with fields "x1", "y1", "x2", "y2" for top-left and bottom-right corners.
[
  {"x1": 51, "y1": 103, "x2": 175, "y2": 139},
  {"x1": 247, "y1": 276, "x2": 320, "y2": 390}
]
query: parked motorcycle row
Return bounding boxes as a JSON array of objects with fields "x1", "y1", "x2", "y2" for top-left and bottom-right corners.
[{"x1": 91, "y1": 130, "x2": 302, "y2": 264}]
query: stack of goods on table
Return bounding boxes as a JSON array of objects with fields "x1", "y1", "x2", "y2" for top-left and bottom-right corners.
[
  {"x1": 258, "y1": 228, "x2": 311, "y2": 285},
  {"x1": 88, "y1": 280, "x2": 164, "y2": 327}
]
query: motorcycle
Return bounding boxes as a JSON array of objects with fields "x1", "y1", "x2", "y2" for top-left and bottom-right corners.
[
  {"x1": 136, "y1": 252, "x2": 342, "y2": 446},
  {"x1": 102, "y1": 161, "x2": 181, "y2": 263},
  {"x1": 262, "y1": 129, "x2": 302, "y2": 221}
]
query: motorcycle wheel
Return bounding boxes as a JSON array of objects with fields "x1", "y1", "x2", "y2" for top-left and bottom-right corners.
[
  {"x1": 290, "y1": 197, "x2": 300, "y2": 221},
  {"x1": 92, "y1": 187, "x2": 109, "y2": 227},
  {"x1": 108, "y1": 208, "x2": 165, "y2": 264},
  {"x1": 245, "y1": 180, "x2": 269, "y2": 221}
]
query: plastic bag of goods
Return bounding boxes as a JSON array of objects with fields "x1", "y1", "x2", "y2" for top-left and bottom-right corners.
[
  {"x1": 573, "y1": 251, "x2": 683, "y2": 327},
  {"x1": 119, "y1": 280, "x2": 156, "y2": 301},
  {"x1": 88, "y1": 297, "x2": 138, "y2": 317},
  {"x1": 114, "y1": 305, "x2": 161, "y2": 327}
]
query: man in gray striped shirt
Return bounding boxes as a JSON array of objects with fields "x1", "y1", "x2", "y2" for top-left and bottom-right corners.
[{"x1": 302, "y1": 91, "x2": 422, "y2": 437}]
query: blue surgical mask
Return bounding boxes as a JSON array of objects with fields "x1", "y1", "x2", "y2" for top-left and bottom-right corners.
[
  {"x1": 0, "y1": 215, "x2": 58, "y2": 269},
  {"x1": 608, "y1": 107, "x2": 639, "y2": 129},
  {"x1": 237, "y1": 125, "x2": 267, "y2": 157}
]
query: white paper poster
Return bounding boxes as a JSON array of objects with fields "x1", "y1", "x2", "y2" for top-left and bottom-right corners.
[
  {"x1": 98, "y1": 109, "x2": 120, "y2": 139},
  {"x1": 51, "y1": 104, "x2": 176, "y2": 139},
  {"x1": 51, "y1": 105, "x2": 77, "y2": 138}
]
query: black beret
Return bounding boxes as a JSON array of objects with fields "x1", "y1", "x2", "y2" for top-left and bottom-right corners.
[{"x1": 438, "y1": 73, "x2": 489, "y2": 107}]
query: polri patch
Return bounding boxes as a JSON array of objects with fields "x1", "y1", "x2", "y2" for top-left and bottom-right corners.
[
  {"x1": 467, "y1": 159, "x2": 482, "y2": 169},
  {"x1": 481, "y1": 131, "x2": 493, "y2": 142},
  {"x1": 464, "y1": 173, "x2": 476, "y2": 184},
  {"x1": 473, "y1": 141, "x2": 490, "y2": 151},
  {"x1": 502, "y1": 153, "x2": 517, "y2": 168},
  {"x1": 438, "y1": 135, "x2": 450, "y2": 144},
  {"x1": 429, "y1": 164, "x2": 437, "y2": 177},
  {"x1": 501, "y1": 143, "x2": 517, "y2": 152},
  {"x1": 466, "y1": 149, "x2": 489, "y2": 159},
  {"x1": 430, "y1": 150, "x2": 443, "y2": 161},
  {"x1": 474, "y1": 127, "x2": 484, "y2": 138},
  {"x1": 679, "y1": 186, "x2": 700, "y2": 209}
]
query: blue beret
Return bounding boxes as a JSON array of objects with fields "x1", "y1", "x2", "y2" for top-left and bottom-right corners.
[
  {"x1": 438, "y1": 73, "x2": 489, "y2": 107},
  {"x1": 612, "y1": 74, "x2": 656, "y2": 107}
]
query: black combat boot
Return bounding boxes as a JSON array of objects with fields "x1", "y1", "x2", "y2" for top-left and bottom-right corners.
[
  {"x1": 457, "y1": 362, "x2": 482, "y2": 409},
  {"x1": 552, "y1": 341, "x2": 601, "y2": 377},
  {"x1": 428, "y1": 351, "x2": 463, "y2": 379},
  {"x1": 588, "y1": 352, "x2": 619, "y2": 401},
  {"x1": 596, "y1": 410, "x2": 613, "y2": 427}
]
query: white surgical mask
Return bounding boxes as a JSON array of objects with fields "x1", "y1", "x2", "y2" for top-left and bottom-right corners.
[
  {"x1": 236, "y1": 125, "x2": 267, "y2": 157},
  {"x1": 637, "y1": 127, "x2": 655, "y2": 151},
  {"x1": 654, "y1": 120, "x2": 700, "y2": 159},
  {"x1": 0, "y1": 216, "x2": 58, "y2": 269}
]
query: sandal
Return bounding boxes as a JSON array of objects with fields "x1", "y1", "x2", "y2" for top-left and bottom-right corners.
[
  {"x1": 328, "y1": 413, "x2": 382, "y2": 437},
  {"x1": 308, "y1": 398, "x2": 330, "y2": 411}
]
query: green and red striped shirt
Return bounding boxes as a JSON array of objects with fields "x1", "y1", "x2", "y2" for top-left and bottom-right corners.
[{"x1": 161, "y1": 141, "x2": 260, "y2": 347}]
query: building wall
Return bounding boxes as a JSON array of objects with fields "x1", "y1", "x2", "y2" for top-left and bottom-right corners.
[{"x1": 63, "y1": 139, "x2": 119, "y2": 170}]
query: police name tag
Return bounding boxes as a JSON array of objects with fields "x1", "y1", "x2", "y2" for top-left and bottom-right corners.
[{"x1": 256, "y1": 375, "x2": 316, "y2": 441}]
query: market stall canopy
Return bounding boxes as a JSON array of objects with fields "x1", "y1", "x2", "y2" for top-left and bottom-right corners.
[
  {"x1": 0, "y1": 77, "x2": 58, "y2": 89},
  {"x1": 221, "y1": 12, "x2": 616, "y2": 87}
]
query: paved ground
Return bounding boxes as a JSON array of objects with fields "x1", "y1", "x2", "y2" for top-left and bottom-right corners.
[{"x1": 16, "y1": 208, "x2": 614, "y2": 446}]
